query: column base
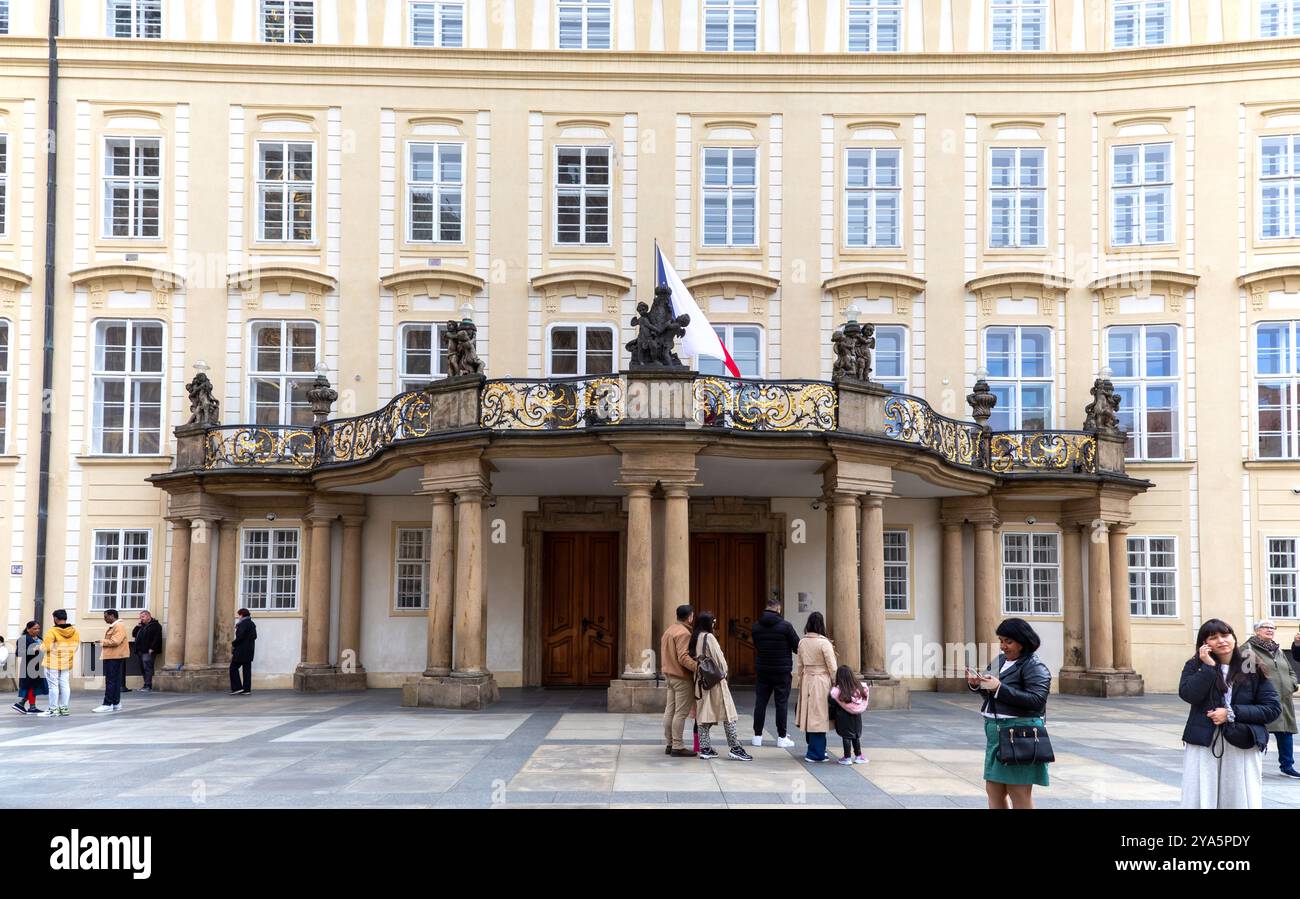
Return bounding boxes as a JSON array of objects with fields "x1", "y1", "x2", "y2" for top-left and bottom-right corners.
[
  {"x1": 155, "y1": 666, "x2": 228, "y2": 693},
  {"x1": 292, "y1": 665, "x2": 369, "y2": 693},
  {"x1": 401, "y1": 673, "x2": 499, "y2": 709},
  {"x1": 861, "y1": 675, "x2": 910, "y2": 709},
  {"x1": 1059, "y1": 669, "x2": 1145, "y2": 698},
  {"x1": 606, "y1": 677, "x2": 667, "y2": 713}
]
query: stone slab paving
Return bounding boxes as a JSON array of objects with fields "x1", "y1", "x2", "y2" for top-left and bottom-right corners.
[{"x1": 0, "y1": 686, "x2": 1295, "y2": 809}]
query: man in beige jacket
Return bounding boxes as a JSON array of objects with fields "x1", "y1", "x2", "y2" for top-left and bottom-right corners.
[
  {"x1": 660, "y1": 604, "x2": 698, "y2": 757},
  {"x1": 94, "y1": 609, "x2": 130, "y2": 713}
]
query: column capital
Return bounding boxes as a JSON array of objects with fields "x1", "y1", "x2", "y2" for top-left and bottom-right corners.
[
  {"x1": 453, "y1": 486, "x2": 488, "y2": 503},
  {"x1": 829, "y1": 492, "x2": 860, "y2": 507},
  {"x1": 341, "y1": 513, "x2": 368, "y2": 528},
  {"x1": 860, "y1": 494, "x2": 885, "y2": 510},
  {"x1": 616, "y1": 480, "x2": 656, "y2": 496},
  {"x1": 423, "y1": 489, "x2": 456, "y2": 504}
]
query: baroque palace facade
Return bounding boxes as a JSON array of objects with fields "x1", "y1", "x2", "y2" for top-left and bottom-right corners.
[{"x1": 0, "y1": 0, "x2": 1298, "y2": 706}]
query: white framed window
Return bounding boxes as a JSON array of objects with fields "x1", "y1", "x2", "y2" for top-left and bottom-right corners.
[
  {"x1": 102, "y1": 137, "x2": 161, "y2": 239},
  {"x1": 989, "y1": 147, "x2": 1045, "y2": 248},
  {"x1": 704, "y1": 0, "x2": 758, "y2": 51},
  {"x1": 554, "y1": 145, "x2": 611, "y2": 245},
  {"x1": 410, "y1": 0, "x2": 464, "y2": 47},
  {"x1": 1267, "y1": 538, "x2": 1300, "y2": 619},
  {"x1": 257, "y1": 141, "x2": 314, "y2": 243},
  {"x1": 240, "y1": 528, "x2": 301, "y2": 611},
  {"x1": 1260, "y1": 134, "x2": 1300, "y2": 240},
  {"x1": 0, "y1": 134, "x2": 7, "y2": 237},
  {"x1": 90, "y1": 529, "x2": 151, "y2": 611},
  {"x1": 844, "y1": 147, "x2": 900, "y2": 248},
  {"x1": 399, "y1": 323, "x2": 449, "y2": 391},
  {"x1": 0, "y1": 319, "x2": 8, "y2": 454},
  {"x1": 262, "y1": 0, "x2": 315, "y2": 42},
  {"x1": 108, "y1": 0, "x2": 162, "y2": 38},
  {"x1": 698, "y1": 324, "x2": 762, "y2": 378},
  {"x1": 1128, "y1": 535, "x2": 1177, "y2": 617},
  {"x1": 0, "y1": 2, "x2": 8, "y2": 34},
  {"x1": 93, "y1": 319, "x2": 165, "y2": 455},
  {"x1": 1255, "y1": 320, "x2": 1300, "y2": 458},
  {"x1": 558, "y1": 0, "x2": 611, "y2": 49},
  {"x1": 846, "y1": 0, "x2": 902, "y2": 51},
  {"x1": 394, "y1": 527, "x2": 432, "y2": 610},
  {"x1": 990, "y1": 0, "x2": 1047, "y2": 50},
  {"x1": 702, "y1": 147, "x2": 758, "y2": 248},
  {"x1": 1113, "y1": 0, "x2": 1169, "y2": 47},
  {"x1": 407, "y1": 142, "x2": 463, "y2": 243},
  {"x1": 248, "y1": 320, "x2": 319, "y2": 426},
  {"x1": 984, "y1": 326, "x2": 1053, "y2": 430},
  {"x1": 883, "y1": 529, "x2": 909, "y2": 612},
  {"x1": 1262, "y1": 0, "x2": 1300, "y2": 36},
  {"x1": 547, "y1": 323, "x2": 617, "y2": 377},
  {"x1": 1106, "y1": 324, "x2": 1180, "y2": 459},
  {"x1": 1002, "y1": 532, "x2": 1059, "y2": 615},
  {"x1": 1111, "y1": 142, "x2": 1172, "y2": 246},
  {"x1": 874, "y1": 325, "x2": 908, "y2": 393}
]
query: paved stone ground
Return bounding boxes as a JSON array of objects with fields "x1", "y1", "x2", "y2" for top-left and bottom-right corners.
[{"x1": 0, "y1": 687, "x2": 1296, "y2": 809}]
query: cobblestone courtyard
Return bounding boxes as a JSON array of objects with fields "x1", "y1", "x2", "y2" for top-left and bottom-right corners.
[{"x1": 0, "y1": 688, "x2": 1296, "y2": 809}]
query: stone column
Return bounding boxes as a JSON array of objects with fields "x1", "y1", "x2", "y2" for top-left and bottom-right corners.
[
  {"x1": 425, "y1": 492, "x2": 455, "y2": 677},
  {"x1": 183, "y1": 518, "x2": 216, "y2": 666},
  {"x1": 1087, "y1": 521, "x2": 1115, "y2": 672},
  {"x1": 941, "y1": 522, "x2": 965, "y2": 673},
  {"x1": 304, "y1": 515, "x2": 333, "y2": 668},
  {"x1": 164, "y1": 517, "x2": 190, "y2": 669},
  {"x1": 829, "y1": 494, "x2": 861, "y2": 671},
  {"x1": 1109, "y1": 522, "x2": 1134, "y2": 672},
  {"x1": 212, "y1": 520, "x2": 239, "y2": 666},
  {"x1": 661, "y1": 485, "x2": 691, "y2": 630},
  {"x1": 972, "y1": 520, "x2": 998, "y2": 657},
  {"x1": 338, "y1": 515, "x2": 366, "y2": 675},
  {"x1": 623, "y1": 484, "x2": 654, "y2": 678},
  {"x1": 451, "y1": 487, "x2": 487, "y2": 676},
  {"x1": 1060, "y1": 524, "x2": 1086, "y2": 672},
  {"x1": 859, "y1": 495, "x2": 887, "y2": 678}
]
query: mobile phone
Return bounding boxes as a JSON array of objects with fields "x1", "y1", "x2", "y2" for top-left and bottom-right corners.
[{"x1": 965, "y1": 667, "x2": 982, "y2": 678}]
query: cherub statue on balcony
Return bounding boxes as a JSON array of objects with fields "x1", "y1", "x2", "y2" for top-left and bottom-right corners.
[
  {"x1": 1083, "y1": 376, "x2": 1121, "y2": 432},
  {"x1": 627, "y1": 301, "x2": 658, "y2": 364},
  {"x1": 831, "y1": 327, "x2": 857, "y2": 381},
  {"x1": 184, "y1": 372, "x2": 220, "y2": 426},
  {"x1": 445, "y1": 319, "x2": 484, "y2": 377},
  {"x1": 853, "y1": 322, "x2": 876, "y2": 382},
  {"x1": 628, "y1": 284, "x2": 690, "y2": 368}
]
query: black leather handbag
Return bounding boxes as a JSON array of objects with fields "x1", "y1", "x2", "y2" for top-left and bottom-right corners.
[{"x1": 989, "y1": 694, "x2": 1055, "y2": 766}]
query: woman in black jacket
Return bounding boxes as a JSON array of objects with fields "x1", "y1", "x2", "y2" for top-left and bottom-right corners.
[
  {"x1": 966, "y1": 618, "x2": 1052, "y2": 809},
  {"x1": 1180, "y1": 619, "x2": 1280, "y2": 809}
]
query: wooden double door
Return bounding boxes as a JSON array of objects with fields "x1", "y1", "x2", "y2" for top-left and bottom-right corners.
[
  {"x1": 690, "y1": 533, "x2": 767, "y2": 685},
  {"x1": 541, "y1": 531, "x2": 620, "y2": 687}
]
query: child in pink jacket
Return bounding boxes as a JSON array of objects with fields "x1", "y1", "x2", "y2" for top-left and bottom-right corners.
[{"x1": 830, "y1": 665, "x2": 870, "y2": 765}]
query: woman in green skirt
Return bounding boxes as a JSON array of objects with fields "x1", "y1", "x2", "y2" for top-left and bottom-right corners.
[{"x1": 966, "y1": 618, "x2": 1051, "y2": 809}]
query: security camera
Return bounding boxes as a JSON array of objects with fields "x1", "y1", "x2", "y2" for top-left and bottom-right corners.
[
  {"x1": 1026, "y1": 516, "x2": 1037, "y2": 526},
  {"x1": 266, "y1": 511, "x2": 278, "y2": 522}
]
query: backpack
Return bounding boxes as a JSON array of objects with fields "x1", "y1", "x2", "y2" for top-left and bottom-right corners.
[{"x1": 695, "y1": 635, "x2": 725, "y2": 694}]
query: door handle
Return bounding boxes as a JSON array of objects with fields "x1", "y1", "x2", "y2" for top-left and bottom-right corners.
[{"x1": 581, "y1": 617, "x2": 593, "y2": 632}]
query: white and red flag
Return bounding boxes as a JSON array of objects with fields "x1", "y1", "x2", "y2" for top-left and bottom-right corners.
[{"x1": 656, "y1": 244, "x2": 741, "y2": 379}]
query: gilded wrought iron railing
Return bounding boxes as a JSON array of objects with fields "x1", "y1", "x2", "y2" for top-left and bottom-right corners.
[
  {"x1": 204, "y1": 425, "x2": 318, "y2": 470},
  {"x1": 316, "y1": 389, "x2": 436, "y2": 466},
  {"x1": 480, "y1": 376, "x2": 626, "y2": 430},
  {"x1": 988, "y1": 430, "x2": 1098, "y2": 475},
  {"x1": 881, "y1": 394, "x2": 986, "y2": 468},
  {"x1": 692, "y1": 378, "x2": 838, "y2": 432}
]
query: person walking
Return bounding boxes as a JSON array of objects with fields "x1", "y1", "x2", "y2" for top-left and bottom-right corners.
[
  {"x1": 131, "y1": 610, "x2": 162, "y2": 692},
  {"x1": 40, "y1": 610, "x2": 79, "y2": 717},
  {"x1": 1180, "y1": 619, "x2": 1281, "y2": 809},
  {"x1": 967, "y1": 618, "x2": 1052, "y2": 809},
  {"x1": 12, "y1": 621, "x2": 46, "y2": 715},
  {"x1": 229, "y1": 608, "x2": 257, "y2": 695},
  {"x1": 795, "y1": 612, "x2": 837, "y2": 763},
  {"x1": 689, "y1": 612, "x2": 752, "y2": 761},
  {"x1": 750, "y1": 594, "x2": 800, "y2": 749},
  {"x1": 1246, "y1": 619, "x2": 1300, "y2": 778},
  {"x1": 660, "y1": 604, "x2": 698, "y2": 757},
  {"x1": 93, "y1": 610, "x2": 128, "y2": 713},
  {"x1": 829, "y1": 664, "x2": 870, "y2": 765}
]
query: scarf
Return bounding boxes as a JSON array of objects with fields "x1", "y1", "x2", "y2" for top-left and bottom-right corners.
[{"x1": 1257, "y1": 638, "x2": 1279, "y2": 654}]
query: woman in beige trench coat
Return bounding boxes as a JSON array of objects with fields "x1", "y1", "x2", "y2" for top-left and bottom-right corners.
[
  {"x1": 691, "y1": 613, "x2": 753, "y2": 761},
  {"x1": 796, "y1": 612, "x2": 838, "y2": 762}
]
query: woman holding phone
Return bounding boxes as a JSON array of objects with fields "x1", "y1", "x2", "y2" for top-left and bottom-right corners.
[{"x1": 967, "y1": 618, "x2": 1051, "y2": 809}]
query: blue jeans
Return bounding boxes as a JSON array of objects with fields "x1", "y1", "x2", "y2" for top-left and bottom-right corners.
[
  {"x1": 1276, "y1": 732, "x2": 1295, "y2": 772},
  {"x1": 805, "y1": 732, "x2": 828, "y2": 761}
]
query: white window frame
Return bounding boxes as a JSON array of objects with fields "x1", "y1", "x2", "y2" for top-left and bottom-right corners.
[
  {"x1": 409, "y1": 0, "x2": 465, "y2": 47},
  {"x1": 1128, "y1": 535, "x2": 1178, "y2": 618},
  {"x1": 990, "y1": 0, "x2": 1048, "y2": 50},
  {"x1": 0, "y1": 318, "x2": 9, "y2": 455},
  {"x1": 1267, "y1": 537, "x2": 1300, "y2": 619},
  {"x1": 1105, "y1": 323, "x2": 1181, "y2": 460},
  {"x1": 1261, "y1": 0, "x2": 1300, "y2": 36},
  {"x1": 988, "y1": 146, "x2": 1046, "y2": 248},
  {"x1": 247, "y1": 320, "x2": 320, "y2": 426},
  {"x1": 697, "y1": 323, "x2": 764, "y2": 378},
  {"x1": 545, "y1": 322, "x2": 618, "y2": 377},
  {"x1": 1110, "y1": 142, "x2": 1173, "y2": 247},
  {"x1": 1254, "y1": 320, "x2": 1300, "y2": 459},
  {"x1": 873, "y1": 324, "x2": 909, "y2": 394},
  {"x1": 1001, "y1": 531, "x2": 1060, "y2": 616},
  {"x1": 256, "y1": 140, "x2": 315, "y2": 244},
  {"x1": 108, "y1": 0, "x2": 162, "y2": 38},
  {"x1": 844, "y1": 147, "x2": 901, "y2": 249},
  {"x1": 90, "y1": 529, "x2": 152, "y2": 612},
  {"x1": 703, "y1": 0, "x2": 759, "y2": 51},
  {"x1": 240, "y1": 527, "x2": 301, "y2": 612},
  {"x1": 0, "y1": 134, "x2": 7, "y2": 238},
  {"x1": 0, "y1": 2, "x2": 8, "y2": 35},
  {"x1": 406, "y1": 141, "x2": 464, "y2": 244},
  {"x1": 883, "y1": 528, "x2": 910, "y2": 613},
  {"x1": 102, "y1": 136, "x2": 162, "y2": 240},
  {"x1": 92, "y1": 318, "x2": 166, "y2": 455},
  {"x1": 701, "y1": 146, "x2": 759, "y2": 248},
  {"x1": 1113, "y1": 0, "x2": 1170, "y2": 48},
  {"x1": 846, "y1": 0, "x2": 903, "y2": 52},
  {"x1": 394, "y1": 526, "x2": 432, "y2": 611},
  {"x1": 261, "y1": 0, "x2": 315, "y2": 43},
  {"x1": 557, "y1": 0, "x2": 612, "y2": 49},
  {"x1": 398, "y1": 322, "x2": 449, "y2": 392},
  {"x1": 553, "y1": 145, "x2": 612, "y2": 246},
  {"x1": 1259, "y1": 134, "x2": 1300, "y2": 241},
  {"x1": 983, "y1": 325, "x2": 1054, "y2": 430}
]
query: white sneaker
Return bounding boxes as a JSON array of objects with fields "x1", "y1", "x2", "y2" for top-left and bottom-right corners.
[
  {"x1": 751, "y1": 735, "x2": 763, "y2": 747},
  {"x1": 91, "y1": 705, "x2": 113, "y2": 713},
  {"x1": 110, "y1": 704, "x2": 122, "y2": 712},
  {"x1": 40, "y1": 708, "x2": 58, "y2": 718},
  {"x1": 776, "y1": 736, "x2": 795, "y2": 748}
]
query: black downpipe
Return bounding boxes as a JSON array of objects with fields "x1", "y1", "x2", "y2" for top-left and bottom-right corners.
[{"x1": 33, "y1": 0, "x2": 59, "y2": 625}]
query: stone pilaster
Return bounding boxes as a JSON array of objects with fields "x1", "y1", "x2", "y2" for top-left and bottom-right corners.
[
  {"x1": 424, "y1": 491, "x2": 455, "y2": 677},
  {"x1": 162, "y1": 517, "x2": 190, "y2": 669},
  {"x1": 1109, "y1": 522, "x2": 1134, "y2": 672},
  {"x1": 338, "y1": 513, "x2": 366, "y2": 675}
]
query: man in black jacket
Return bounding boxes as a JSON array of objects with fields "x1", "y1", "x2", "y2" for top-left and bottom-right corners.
[
  {"x1": 131, "y1": 610, "x2": 163, "y2": 692},
  {"x1": 229, "y1": 608, "x2": 257, "y2": 695},
  {"x1": 750, "y1": 595, "x2": 800, "y2": 748}
]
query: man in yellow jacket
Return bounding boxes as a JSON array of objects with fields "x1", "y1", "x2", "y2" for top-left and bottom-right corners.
[
  {"x1": 40, "y1": 610, "x2": 79, "y2": 717},
  {"x1": 94, "y1": 609, "x2": 129, "y2": 713}
]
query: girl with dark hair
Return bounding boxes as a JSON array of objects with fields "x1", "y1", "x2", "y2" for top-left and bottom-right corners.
[
  {"x1": 1179, "y1": 619, "x2": 1280, "y2": 809},
  {"x1": 689, "y1": 613, "x2": 752, "y2": 761},
  {"x1": 796, "y1": 612, "x2": 838, "y2": 762},
  {"x1": 967, "y1": 617, "x2": 1052, "y2": 808},
  {"x1": 12, "y1": 621, "x2": 46, "y2": 715},
  {"x1": 830, "y1": 665, "x2": 869, "y2": 765}
]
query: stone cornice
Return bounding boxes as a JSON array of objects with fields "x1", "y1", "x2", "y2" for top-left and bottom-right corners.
[
  {"x1": 683, "y1": 269, "x2": 780, "y2": 297},
  {"x1": 69, "y1": 263, "x2": 185, "y2": 292},
  {"x1": 822, "y1": 269, "x2": 926, "y2": 295},
  {"x1": 529, "y1": 268, "x2": 633, "y2": 296},
  {"x1": 1237, "y1": 265, "x2": 1300, "y2": 293},
  {"x1": 381, "y1": 266, "x2": 486, "y2": 298},
  {"x1": 228, "y1": 265, "x2": 338, "y2": 294},
  {"x1": 965, "y1": 271, "x2": 1072, "y2": 295},
  {"x1": 0, "y1": 266, "x2": 33, "y2": 290},
  {"x1": 1086, "y1": 269, "x2": 1199, "y2": 293}
]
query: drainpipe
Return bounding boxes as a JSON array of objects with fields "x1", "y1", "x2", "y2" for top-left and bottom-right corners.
[{"x1": 33, "y1": 0, "x2": 60, "y2": 624}]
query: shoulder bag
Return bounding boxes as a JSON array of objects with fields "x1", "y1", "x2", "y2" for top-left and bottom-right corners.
[
  {"x1": 695, "y1": 635, "x2": 724, "y2": 694},
  {"x1": 989, "y1": 679, "x2": 1055, "y2": 766}
]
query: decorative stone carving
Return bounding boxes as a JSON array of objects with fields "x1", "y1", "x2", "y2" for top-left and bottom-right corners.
[
  {"x1": 184, "y1": 372, "x2": 221, "y2": 426},
  {"x1": 626, "y1": 284, "x2": 690, "y2": 369},
  {"x1": 307, "y1": 370, "x2": 338, "y2": 424},
  {"x1": 831, "y1": 320, "x2": 875, "y2": 382},
  {"x1": 1083, "y1": 377, "x2": 1121, "y2": 433},
  {"x1": 966, "y1": 376, "x2": 997, "y2": 429},
  {"x1": 444, "y1": 318, "x2": 485, "y2": 376}
]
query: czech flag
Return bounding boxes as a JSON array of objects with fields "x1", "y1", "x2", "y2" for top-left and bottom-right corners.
[{"x1": 655, "y1": 244, "x2": 742, "y2": 379}]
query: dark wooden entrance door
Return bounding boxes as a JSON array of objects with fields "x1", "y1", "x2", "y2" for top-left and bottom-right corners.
[
  {"x1": 541, "y1": 531, "x2": 620, "y2": 687},
  {"x1": 690, "y1": 533, "x2": 767, "y2": 684}
]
